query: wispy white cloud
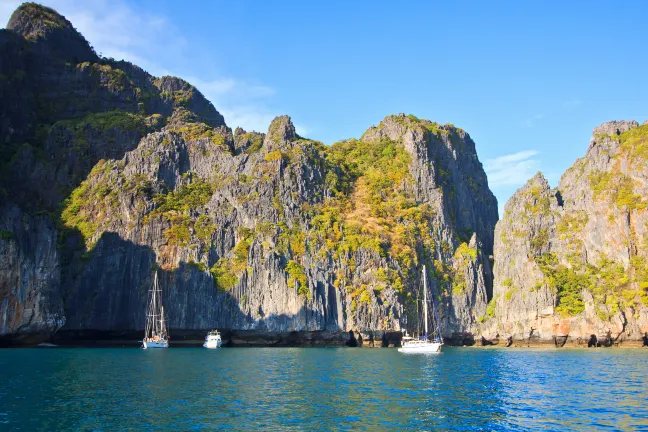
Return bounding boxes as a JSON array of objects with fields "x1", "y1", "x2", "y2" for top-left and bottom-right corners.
[
  {"x1": 484, "y1": 150, "x2": 540, "y2": 187},
  {"x1": 525, "y1": 114, "x2": 545, "y2": 128},
  {"x1": 294, "y1": 123, "x2": 310, "y2": 137},
  {"x1": 0, "y1": 0, "x2": 303, "y2": 134},
  {"x1": 563, "y1": 100, "x2": 581, "y2": 110},
  {"x1": 220, "y1": 108, "x2": 277, "y2": 134},
  {"x1": 187, "y1": 76, "x2": 281, "y2": 133}
]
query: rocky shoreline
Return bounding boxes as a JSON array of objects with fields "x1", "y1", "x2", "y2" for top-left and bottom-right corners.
[{"x1": 3, "y1": 328, "x2": 647, "y2": 349}]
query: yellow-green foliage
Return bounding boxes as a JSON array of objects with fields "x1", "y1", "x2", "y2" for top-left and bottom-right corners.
[
  {"x1": 452, "y1": 279, "x2": 466, "y2": 295},
  {"x1": 387, "y1": 114, "x2": 452, "y2": 139},
  {"x1": 523, "y1": 185, "x2": 550, "y2": 216},
  {"x1": 286, "y1": 260, "x2": 310, "y2": 298},
  {"x1": 172, "y1": 123, "x2": 227, "y2": 150},
  {"x1": 454, "y1": 242, "x2": 477, "y2": 262},
  {"x1": 589, "y1": 125, "x2": 648, "y2": 210},
  {"x1": 359, "y1": 288, "x2": 371, "y2": 304},
  {"x1": 530, "y1": 227, "x2": 549, "y2": 253},
  {"x1": 487, "y1": 295, "x2": 497, "y2": 317},
  {"x1": 210, "y1": 260, "x2": 239, "y2": 291},
  {"x1": 589, "y1": 171, "x2": 613, "y2": 199},
  {"x1": 256, "y1": 220, "x2": 275, "y2": 238},
  {"x1": 188, "y1": 260, "x2": 207, "y2": 272},
  {"x1": 451, "y1": 242, "x2": 477, "y2": 294},
  {"x1": 308, "y1": 137, "x2": 434, "y2": 276},
  {"x1": 535, "y1": 254, "x2": 587, "y2": 316},
  {"x1": 556, "y1": 211, "x2": 589, "y2": 240},
  {"x1": 77, "y1": 63, "x2": 130, "y2": 92},
  {"x1": 264, "y1": 150, "x2": 285, "y2": 162},
  {"x1": 149, "y1": 180, "x2": 212, "y2": 216},
  {"x1": 277, "y1": 225, "x2": 306, "y2": 257},
  {"x1": 56, "y1": 110, "x2": 146, "y2": 148},
  {"x1": 479, "y1": 295, "x2": 498, "y2": 322},
  {"x1": 59, "y1": 164, "x2": 152, "y2": 247},
  {"x1": 505, "y1": 286, "x2": 518, "y2": 301},
  {"x1": 210, "y1": 233, "x2": 253, "y2": 291},
  {"x1": 502, "y1": 278, "x2": 513, "y2": 287},
  {"x1": 171, "y1": 89, "x2": 193, "y2": 105},
  {"x1": 243, "y1": 133, "x2": 264, "y2": 154},
  {"x1": 194, "y1": 215, "x2": 216, "y2": 242},
  {"x1": 618, "y1": 124, "x2": 648, "y2": 162},
  {"x1": 145, "y1": 179, "x2": 214, "y2": 246},
  {"x1": 16, "y1": 3, "x2": 66, "y2": 37},
  {"x1": 590, "y1": 171, "x2": 645, "y2": 210},
  {"x1": 536, "y1": 252, "x2": 648, "y2": 318},
  {"x1": 432, "y1": 259, "x2": 452, "y2": 293},
  {"x1": 163, "y1": 213, "x2": 191, "y2": 246},
  {"x1": 59, "y1": 161, "x2": 122, "y2": 247}
]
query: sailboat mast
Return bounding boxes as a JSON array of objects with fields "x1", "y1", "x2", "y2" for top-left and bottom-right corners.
[
  {"x1": 423, "y1": 265, "x2": 429, "y2": 337},
  {"x1": 160, "y1": 306, "x2": 165, "y2": 335}
]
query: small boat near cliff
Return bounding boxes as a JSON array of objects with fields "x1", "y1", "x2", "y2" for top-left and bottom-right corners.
[
  {"x1": 142, "y1": 271, "x2": 169, "y2": 349},
  {"x1": 399, "y1": 264, "x2": 443, "y2": 353},
  {"x1": 203, "y1": 330, "x2": 222, "y2": 349}
]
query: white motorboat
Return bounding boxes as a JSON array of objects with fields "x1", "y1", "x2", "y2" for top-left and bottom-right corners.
[
  {"x1": 398, "y1": 265, "x2": 443, "y2": 353},
  {"x1": 142, "y1": 271, "x2": 169, "y2": 349},
  {"x1": 203, "y1": 330, "x2": 222, "y2": 349}
]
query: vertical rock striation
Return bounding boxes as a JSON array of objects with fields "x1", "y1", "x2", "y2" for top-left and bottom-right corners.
[
  {"x1": 0, "y1": 4, "x2": 501, "y2": 344},
  {"x1": 483, "y1": 121, "x2": 648, "y2": 344}
]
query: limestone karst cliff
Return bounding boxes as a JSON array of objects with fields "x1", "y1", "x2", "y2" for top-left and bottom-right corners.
[
  {"x1": 482, "y1": 120, "x2": 648, "y2": 345},
  {"x1": 0, "y1": 3, "x2": 498, "y2": 345}
]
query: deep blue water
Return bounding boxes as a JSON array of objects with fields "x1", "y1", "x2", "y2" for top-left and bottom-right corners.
[{"x1": 1, "y1": 347, "x2": 647, "y2": 431}]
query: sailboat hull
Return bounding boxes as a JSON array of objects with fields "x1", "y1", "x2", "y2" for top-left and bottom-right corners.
[
  {"x1": 398, "y1": 342, "x2": 442, "y2": 353},
  {"x1": 142, "y1": 340, "x2": 168, "y2": 349}
]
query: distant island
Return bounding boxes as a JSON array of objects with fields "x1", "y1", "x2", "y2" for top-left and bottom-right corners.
[{"x1": 1, "y1": 3, "x2": 646, "y2": 348}]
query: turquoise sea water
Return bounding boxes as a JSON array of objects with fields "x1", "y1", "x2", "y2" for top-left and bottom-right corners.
[{"x1": 1, "y1": 347, "x2": 647, "y2": 431}]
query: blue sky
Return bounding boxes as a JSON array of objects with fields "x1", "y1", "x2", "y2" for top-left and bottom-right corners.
[{"x1": 2, "y1": 0, "x2": 647, "y2": 213}]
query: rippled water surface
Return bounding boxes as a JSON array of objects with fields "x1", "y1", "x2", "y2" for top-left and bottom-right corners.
[{"x1": 1, "y1": 347, "x2": 647, "y2": 430}]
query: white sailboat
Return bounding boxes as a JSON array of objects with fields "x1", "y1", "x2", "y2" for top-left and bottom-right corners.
[
  {"x1": 142, "y1": 271, "x2": 169, "y2": 349},
  {"x1": 203, "y1": 330, "x2": 222, "y2": 349},
  {"x1": 398, "y1": 264, "x2": 443, "y2": 353}
]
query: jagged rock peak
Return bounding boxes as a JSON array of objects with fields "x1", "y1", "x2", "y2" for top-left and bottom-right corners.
[
  {"x1": 502, "y1": 171, "x2": 550, "y2": 215},
  {"x1": 155, "y1": 76, "x2": 226, "y2": 128},
  {"x1": 592, "y1": 120, "x2": 639, "y2": 137},
  {"x1": 7, "y1": 2, "x2": 97, "y2": 63},
  {"x1": 588, "y1": 120, "x2": 639, "y2": 151},
  {"x1": 155, "y1": 76, "x2": 194, "y2": 94},
  {"x1": 8, "y1": 3, "x2": 70, "y2": 37},
  {"x1": 526, "y1": 171, "x2": 550, "y2": 188},
  {"x1": 363, "y1": 113, "x2": 463, "y2": 139},
  {"x1": 265, "y1": 115, "x2": 296, "y2": 145}
]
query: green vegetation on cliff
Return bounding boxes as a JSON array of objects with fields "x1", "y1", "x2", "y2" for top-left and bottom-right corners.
[
  {"x1": 536, "y1": 252, "x2": 648, "y2": 318},
  {"x1": 145, "y1": 179, "x2": 214, "y2": 247},
  {"x1": 56, "y1": 110, "x2": 147, "y2": 138},
  {"x1": 210, "y1": 228, "x2": 254, "y2": 291},
  {"x1": 618, "y1": 124, "x2": 648, "y2": 162},
  {"x1": 315, "y1": 137, "x2": 434, "y2": 269}
]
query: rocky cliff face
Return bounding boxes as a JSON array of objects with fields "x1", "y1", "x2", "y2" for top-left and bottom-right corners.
[
  {"x1": 483, "y1": 121, "x2": 648, "y2": 344},
  {"x1": 0, "y1": 4, "x2": 498, "y2": 344}
]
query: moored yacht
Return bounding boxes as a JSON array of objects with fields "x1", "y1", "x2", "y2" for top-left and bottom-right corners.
[
  {"x1": 142, "y1": 271, "x2": 169, "y2": 349},
  {"x1": 398, "y1": 265, "x2": 443, "y2": 353},
  {"x1": 203, "y1": 330, "x2": 222, "y2": 349}
]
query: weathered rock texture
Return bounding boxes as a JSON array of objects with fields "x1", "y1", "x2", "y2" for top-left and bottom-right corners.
[
  {"x1": 482, "y1": 121, "x2": 648, "y2": 345},
  {"x1": 0, "y1": 4, "x2": 498, "y2": 344}
]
